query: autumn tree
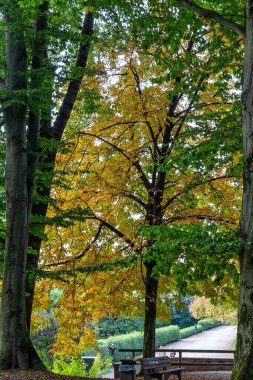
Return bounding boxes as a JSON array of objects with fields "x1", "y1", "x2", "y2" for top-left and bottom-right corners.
[
  {"x1": 39, "y1": 32, "x2": 241, "y2": 357},
  {"x1": 189, "y1": 296, "x2": 237, "y2": 325}
]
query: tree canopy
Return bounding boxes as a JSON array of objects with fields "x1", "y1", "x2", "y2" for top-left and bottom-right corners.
[{"x1": 0, "y1": 0, "x2": 250, "y2": 377}]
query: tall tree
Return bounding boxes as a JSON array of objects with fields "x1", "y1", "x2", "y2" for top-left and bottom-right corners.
[
  {"x1": 39, "y1": 39, "x2": 240, "y2": 357},
  {"x1": 0, "y1": 0, "x2": 93, "y2": 369},
  {"x1": 173, "y1": 1, "x2": 253, "y2": 378}
]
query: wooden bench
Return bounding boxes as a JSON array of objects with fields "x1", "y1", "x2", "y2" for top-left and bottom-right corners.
[{"x1": 140, "y1": 356, "x2": 184, "y2": 380}]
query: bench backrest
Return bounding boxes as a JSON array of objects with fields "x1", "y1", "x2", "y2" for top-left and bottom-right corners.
[{"x1": 141, "y1": 356, "x2": 171, "y2": 373}]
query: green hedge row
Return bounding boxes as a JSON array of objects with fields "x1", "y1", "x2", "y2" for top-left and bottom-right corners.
[
  {"x1": 198, "y1": 318, "x2": 221, "y2": 330},
  {"x1": 99, "y1": 326, "x2": 180, "y2": 359},
  {"x1": 155, "y1": 325, "x2": 180, "y2": 347},
  {"x1": 180, "y1": 324, "x2": 203, "y2": 339},
  {"x1": 98, "y1": 318, "x2": 220, "y2": 359}
]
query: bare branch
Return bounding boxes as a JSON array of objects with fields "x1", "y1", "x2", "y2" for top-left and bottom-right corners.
[
  {"x1": 44, "y1": 222, "x2": 104, "y2": 267},
  {"x1": 79, "y1": 131, "x2": 151, "y2": 190}
]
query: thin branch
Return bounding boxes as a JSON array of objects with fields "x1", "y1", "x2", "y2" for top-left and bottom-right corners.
[
  {"x1": 164, "y1": 214, "x2": 237, "y2": 225},
  {"x1": 162, "y1": 175, "x2": 235, "y2": 210},
  {"x1": 99, "y1": 120, "x2": 140, "y2": 132},
  {"x1": 91, "y1": 217, "x2": 136, "y2": 248},
  {"x1": 176, "y1": 0, "x2": 245, "y2": 38},
  {"x1": 44, "y1": 222, "x2": 104, "y2": 267},
  {"x1": 129, "y1": 61, "x2": 161, "y2": 157},
  {"x1": 120, "y1": 191, "x2": 147, "y2": 210},
  {"x1": 79, "y1": 131, "x2": 151, "y2": 190},
  {"x1": 52, "y1": 12, "x2": 94, "y2": 140},
  {"x1": 40, "y1": 255, "x2": 139, "y2": 277}
]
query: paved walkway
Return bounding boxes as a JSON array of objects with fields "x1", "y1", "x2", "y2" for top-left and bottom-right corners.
[
  {"x1": 102, "y1": 325, "x2": 236, "y2": 377},
  {"x1": 161, "y1": 326, "x2": 236, "y2": 358}
]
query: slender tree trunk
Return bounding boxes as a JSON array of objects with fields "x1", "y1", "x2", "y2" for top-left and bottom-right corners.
[
  {"x1": 26, "y1": 188, "x2": 50, "y2": 331},
  {"x1": 232, "y1": 1, "x2": 253, "y2": 378},
  {"x1": 143, "y1": 262, "x2": 158, "y2": 358},
  {"x1": 0, "y1": 11, "x2": 44, "y2": 368},
  {"x1": 25, "y1": 12, "x2": 94, "y2": 332}
]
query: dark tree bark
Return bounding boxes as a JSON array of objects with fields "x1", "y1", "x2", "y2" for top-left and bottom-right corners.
[
  {"x1": 25, "y1": 1, "x2": 50, "y2": 332},
  {"x1": 0, "y1": 4, "x2": 44, "y2": 369},
  {"x1": 0, "y1": 0, "x2": 93, "y2": 369},
  {"x1": 25, "y1": 11, "x2": 94, "y2": 331},
  {"x1": 143, "y1": 262, "x2": 159, "y2": 358}
]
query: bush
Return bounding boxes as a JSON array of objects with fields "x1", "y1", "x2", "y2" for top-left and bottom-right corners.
[
  {"x1": 197, "y1": 318, "x2": 221, "y2": 331},
  {"x1": 155, "y1": 325, "x2": 180, "y2": 347},
  {"x1": 53, "y1": 355, "x2": 87, "y2": 376},
  {"x1": 180, "y1": 324, "x2": 203, "y2": 339},
  {"x1": 99, "y1": 331, "x2": 144, "y2": 360},
  {"x1": 52, "y1": 354, "x2": 110, "y2": 377},
  {"x1": 180, "y1": 326, "x2": 195, "y2": 339},
  {"x1": 99, "y1": 326, "x2": 180, "y2": 360},
  {"x1": 97, "y1": 316, "x2": 144, "y2": 336},
  {"x1": 98, "y1": 319, "x2": 219, "y2": 360}
]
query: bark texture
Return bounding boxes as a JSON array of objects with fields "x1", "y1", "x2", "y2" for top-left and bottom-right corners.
[
  {"x1": 0, "y1": 7, "x2": 44, "y2": 369},
  {"x1": 143, "y1": 262, "x2": 158, "y2": 358},
  {"x1": 25, "y1": 11, "x2": 94, "y2": 332},
  {"x1": 232, "y1": 1, "x2": 253, "y2": 378}
]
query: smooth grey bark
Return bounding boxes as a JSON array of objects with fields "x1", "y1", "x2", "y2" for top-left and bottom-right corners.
[{"x1": 0, "y1": 7, "x2": 44, "y2": 369}]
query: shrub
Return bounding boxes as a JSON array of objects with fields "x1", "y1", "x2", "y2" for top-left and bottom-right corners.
[
  {"x1": 52, "y1": 354, "x2": 110, "y2": 377},
  {"x1": 99, "y1": 326, "x2": 180, "y2": 360},
  {"x1": 180, "y1": 326, "x2": 195, "y2": 339},
  {"x1": 100, "y1": 331, "x2": 144, "y2": 360},
  {"x1": 155, "y1": 325, "x2": 180, "y2": 347},
  {"x1": 197, "y1": 318, "x2": 221, "y2": 331},
  {"x1": 197, "y1": 324, "x2": 203, "y2": 333},
  {"x1": 53, "y1": 355, "x2": 87, "y2": 376},
  {"x1": 98, "y1": 319, "x2": 219, "y2": 360}
]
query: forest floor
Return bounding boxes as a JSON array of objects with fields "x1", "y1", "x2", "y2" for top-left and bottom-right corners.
[{"x1": 0, "y1": 371, "x2": 232, "y2": 379}]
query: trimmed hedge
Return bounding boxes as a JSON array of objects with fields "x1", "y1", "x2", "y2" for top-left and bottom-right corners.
[
  {"x1": 198, "y1": 319, "x2": 221, "y2": 330},
  {"x1": 155, "y1": 325, "x2": 180, "y2": 347},
  {"x1": 99, "y1": 325, "x2": 180, "y2": 359},
  {"x1": 98, "y1": 318, "x2": 220, "y2": 359},
  {"x1": 180, "y1": 324, "x2": 203, "y2": 339}
]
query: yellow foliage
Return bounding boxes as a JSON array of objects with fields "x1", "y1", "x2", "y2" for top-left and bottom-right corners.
[{"x1": 34, "y1": 42, "x2": 241, "y2": 349}]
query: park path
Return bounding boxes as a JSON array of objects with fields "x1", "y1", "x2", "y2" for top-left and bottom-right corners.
[
  {"x1": 161, "y1": 325, "x2": 236, "y2": 359},
  {"x1": 102, "y1": 325, "x2": 236, "y2": 377}
]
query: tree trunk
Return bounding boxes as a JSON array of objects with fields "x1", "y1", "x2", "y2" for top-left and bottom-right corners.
[
  {"x1": 26, "y1": 190, "x2": 50, "y2": 331},
  {"x1": 25, "y1": 12, "x2": 93, "y2": 332},
  {"x1": 232, "y1": 1, "x2": 253, "y2": 378},
  {"x1": 0, "y1": 6, "x2": 45, "y2": 370},
  {"x1": 143, "y1": 262, "x2": 158, "y2": 358}
]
